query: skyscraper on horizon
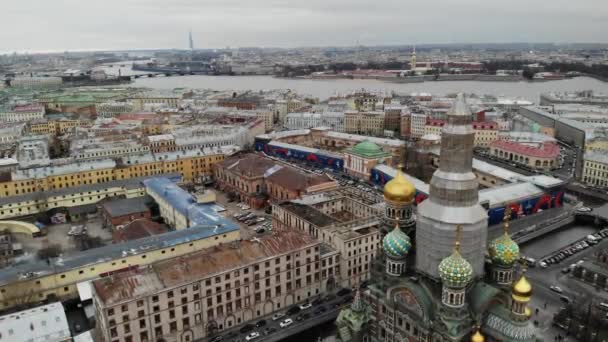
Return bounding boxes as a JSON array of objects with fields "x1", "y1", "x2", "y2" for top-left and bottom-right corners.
[{"x1": 188, "y1": 30, "x2": 194, "y2": 50}]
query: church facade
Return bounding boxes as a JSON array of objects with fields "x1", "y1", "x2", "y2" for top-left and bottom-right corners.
[{"x1": 336, "y1": 94, "x2": 542, "y2": 342}]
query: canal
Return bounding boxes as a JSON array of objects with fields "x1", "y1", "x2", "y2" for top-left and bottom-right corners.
[{"x1": 520, "y1": 222, "x2": 597, "y2": 260}]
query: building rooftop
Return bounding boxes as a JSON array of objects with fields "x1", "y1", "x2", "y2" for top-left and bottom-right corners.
[
  {"x1": 0, "y1": 302, "x2": 70, "y2": 342},
  {"x1": 280, "y1": 202, "x2": 338, "y2": 228},
  {"x1": 265, "y1": 167, "x2": 335, "y2": 192},
  {"x1": 114, "y1": 220, "x2": 169, "y2": 242},
  {"x1": 143, "y1": 177, "x2": 240, "y2": 230},
  {"x1": 0, "y1": 216, "x2": 237, "y2": 287},
  {"x1": 479, "y1": 182, "x2": 544, "y2": 208},
  {"x1": 219, "y1": 154, "x2": 277, "y2": 178},
  {"x1": 93, "y1": 230, "x2": 318, "y2": 306},
  {"x1": 101, "y1": 197, "x2": 151, "y2": 218},
  {"x1": 490, "y1": 140, "x2": 560, "y2": 159},
  {"x1": 585, "y1": 151, "x2": 608, "y2": 165}
]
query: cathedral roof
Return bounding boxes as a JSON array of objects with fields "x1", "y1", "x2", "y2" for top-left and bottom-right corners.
[
  {"x1": 383, "y1": 169, "x2": 416, "y2": 203},
  {"x1": 512, "y1": 275, "x2": 532, "y2": 302},
  {"x1": 483, "y1": 305, "x2": 538, "y2": 342},
  {"x1": 383, "y1": 224, "x2": 411, "y2": 259},
  {"x1": 439, "y1": 243, "x2": 473, "y2": 288},
  {"x1": 489, "y1": 232, "x2": 520, "y2": 266}
]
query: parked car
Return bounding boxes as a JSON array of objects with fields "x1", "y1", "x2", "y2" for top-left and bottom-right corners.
[
  {"x1": 299, "y1": 303, "x2": 312, "y2": 310},
  {"x1": 245, "y1": 332, "x2": 260, "y2": 341},
  {"x1": 550, "y1": 286, "x2": 563, "y2": 294},
  {"x1": 577, "y1": 207, "x2": 593, "y2": 212},
  {"x1": 272, "y1": 312, "x2": 285, "y2": 321},
  {"x1": 255, "y1": 320, "x2": 266, "y2": 328},
  {"x1": 279, "y1": 318, "x2": 293, "y2": 328}
]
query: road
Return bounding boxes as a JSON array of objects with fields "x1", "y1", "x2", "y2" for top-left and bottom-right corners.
[
  {"x1": 199, "y1": 294, "x2": 352, "y2": 342},
  {"x1": 524, "y1": 238, "x2": 608, "y2": 341}
]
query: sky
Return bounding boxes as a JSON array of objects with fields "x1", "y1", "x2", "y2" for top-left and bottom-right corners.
[{"x1": 2, "y1": 0, "x2": 607, "y2": 52}]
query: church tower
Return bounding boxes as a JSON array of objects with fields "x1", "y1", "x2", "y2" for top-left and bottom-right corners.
[{"x1": 415, "y1": 93, "x2": 488, "y2": 279}]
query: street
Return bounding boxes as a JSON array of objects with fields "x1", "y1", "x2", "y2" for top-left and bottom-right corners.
[{"x1": 199, "y1": 294, "x2": 351, "y2": 342}]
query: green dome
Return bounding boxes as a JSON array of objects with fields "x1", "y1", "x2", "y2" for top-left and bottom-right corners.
[
  {"x1": 383, "y1": 227, "x2": 411, "y2": 259},
  {"x1": 489, "y1": 233, "x2": 520, "y2": 266},
  {"x1": 350, "y1": 140, "x2": 387, "y2": 158},
  {"x1": 438, "y1": 247, "x2": 473, "y2": 288}
]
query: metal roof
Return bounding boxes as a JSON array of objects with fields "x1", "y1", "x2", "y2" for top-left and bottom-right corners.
[
  {"x1": 0, "y1": 302, "x2": 70, "y2": 342},
  {"x1": 143, "y1": 177, "x2": 240, "y2": 230},
  {"x1": 479, "y1": 182, "x2": 543, "y2": 207}
]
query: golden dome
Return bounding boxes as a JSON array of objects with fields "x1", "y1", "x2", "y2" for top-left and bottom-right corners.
[
  {"x1": 384, "y1": 169, "x2": 416, "y2": 202},
  {"x1": 471, "y1": 329, "x2": 485, "y2": 342},
  {"x1": 512, "y1": 275, "x2": 533, "y2": 302}
]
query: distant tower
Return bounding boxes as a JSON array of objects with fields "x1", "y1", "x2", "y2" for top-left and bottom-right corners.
[
  {"x1": 410, "y1": 45, "x2": 417, "y2": 71},
  {"x1": 188, "y1": 30, "x2": 194, "y2": 50}
]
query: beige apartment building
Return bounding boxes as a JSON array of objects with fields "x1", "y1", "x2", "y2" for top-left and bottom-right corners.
[
  {"x1": 344, "y1": 111, "x2": 385, "y2": 136},
  {"x1": 93, "y1": 231, "x2": 333, "y2": 342},
  {"x1": 272, "y1": 192, "x2": 381, "y2": 288},
  {"x1": 582, "y1": 152, "x2": 608, "y2": 187}
]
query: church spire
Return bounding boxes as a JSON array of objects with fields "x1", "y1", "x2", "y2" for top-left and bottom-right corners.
[{"x1": 351, "y1": 288, "x2": 364, "y2": 313}]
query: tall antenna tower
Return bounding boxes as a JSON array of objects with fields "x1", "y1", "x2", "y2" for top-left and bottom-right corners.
[{"x1": 188, "y1": 30, "x2": 194, "y2": 50}]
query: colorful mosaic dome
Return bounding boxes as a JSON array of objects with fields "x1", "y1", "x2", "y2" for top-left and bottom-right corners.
[
  {"x1": 438, "y1": 245, "x2": 473, "y2": 288},
  {"x1": 489, "y1": 232, "x2": 520, "y2": 266},
  {"x1": 383, "y1": 226, "x2": 411, "y2": 259}
]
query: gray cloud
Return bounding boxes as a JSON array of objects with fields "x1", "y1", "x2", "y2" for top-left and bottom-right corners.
[{"x1": 1, "y1": 0, "x2": 607, "y2": 52}]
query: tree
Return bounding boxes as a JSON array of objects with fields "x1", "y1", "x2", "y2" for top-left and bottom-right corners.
[
  {"x1": 522, "y1": 68, "x2": 535, "y2": 80},
  {"x1": 37, "y1": 244, "x2": 62, "y2": 260}
]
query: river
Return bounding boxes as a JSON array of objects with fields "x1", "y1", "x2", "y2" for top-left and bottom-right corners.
[
  {"x1": 97, "y1": 61, "x2": 608, "y2": 102},
  {"x1": 130, "y1": 75, "x2": 607, "y2": 102}
]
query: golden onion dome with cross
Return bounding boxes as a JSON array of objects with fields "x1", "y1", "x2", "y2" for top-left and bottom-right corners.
[{"x1": 383, "y1": 168, "x2": 416, "y2": 203}]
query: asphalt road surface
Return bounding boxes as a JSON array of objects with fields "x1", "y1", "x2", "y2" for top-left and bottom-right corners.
[{"x1": 200, "y1": 294, "x2": 352, "y2": 342}]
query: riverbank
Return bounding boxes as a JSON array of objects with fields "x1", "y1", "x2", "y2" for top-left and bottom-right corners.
[{"x1": 131, "y1": 75, "x2": 608, "y2": 102}]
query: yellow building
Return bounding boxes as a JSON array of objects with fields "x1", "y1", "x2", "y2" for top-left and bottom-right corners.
[
  {"x1": 585, "y1": 138, "x2": 608, "y2": 153},
  {"x1": 425, "y1": 119, "x2": 498, "y2": 148},
  {"x1": 28, "y1": 119, "x2": 89, "y2": 135},
  {"x1": 344, "y1": 111, "x2": 385, "y2": 136},
  {"x1": 256, "y1": 110, "x2": 274, "y2": 132},
  {"x1": 0, "y1": 175, "x2": 156, "y2": 220},
  {"x1": 1, "y1": 149, "x2": 229, "y2": 198},
  {"x1": 582, "y1": 152, "x2": 608, "y2": 187}
]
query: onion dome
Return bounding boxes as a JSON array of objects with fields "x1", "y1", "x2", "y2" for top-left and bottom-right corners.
[
  {"x1": 512, "y1": 274, "x2": 533, "y2": 303},
  {"x1": 471, "y1": 328, "x2": 485, "y2": 342},
  {"x1": 383, "y1": 169, "x2": 416, "y2": 203},
  {"x1": 383, "y1": 223, "x2": 412, "y2": 259},
  {"x1": 439, "y1": 241, "x2": 473, "y2": 288},
  {"x1": 489, "y1": 208, "x2": 519, "y2": 266}
]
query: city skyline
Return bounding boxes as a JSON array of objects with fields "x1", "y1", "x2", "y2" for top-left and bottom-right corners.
[{"x1": 2, "y1": 0, "x2": 608, "y2": 52}]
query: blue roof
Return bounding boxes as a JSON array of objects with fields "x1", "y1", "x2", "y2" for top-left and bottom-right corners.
[{"x1": 143, "y1": 177, "x2": 240, "y2": 230}]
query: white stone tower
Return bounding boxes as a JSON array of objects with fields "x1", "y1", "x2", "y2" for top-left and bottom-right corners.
[{"x1": 415, "y1": 93, "x2": 488, "y2": 279}]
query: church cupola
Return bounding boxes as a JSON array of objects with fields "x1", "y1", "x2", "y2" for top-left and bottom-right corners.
[
  {"x1": 383, "y1": 221, "x2": 412, "y2": 276},
  {"x1": 488, "y1": 206, "x2": 520, "y2": 285},
  {"x1": 439, "y1": 225, "x2": 473, "y2": 308}
]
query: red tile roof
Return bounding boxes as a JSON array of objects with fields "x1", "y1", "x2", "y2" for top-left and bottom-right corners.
[{"x1": 490, "y1": 140, "x2": 560, "y2": 158}]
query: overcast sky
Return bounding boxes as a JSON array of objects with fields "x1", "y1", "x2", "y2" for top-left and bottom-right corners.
[{"x1": 2, "y1": 0, "x2": 607, "y2": 52}]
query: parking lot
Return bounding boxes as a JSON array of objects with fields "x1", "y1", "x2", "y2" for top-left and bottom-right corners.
[
  {"x1": 15, "y1": 216, "x2": 113, "y2": 258},
  {"x1": 214, "y1": 191, "x2": 272, "y2": 240}
]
